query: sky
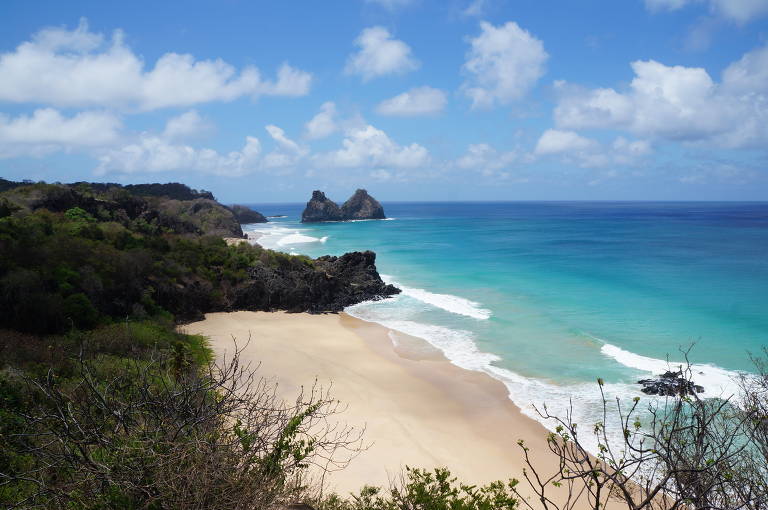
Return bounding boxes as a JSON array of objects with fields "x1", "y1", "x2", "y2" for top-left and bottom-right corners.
[{"x1": 0, "y1": 0, "x2": 767, "y2": 203}]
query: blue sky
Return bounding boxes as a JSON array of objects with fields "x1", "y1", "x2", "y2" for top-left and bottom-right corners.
[{"x1": 1, "y1": 0, "x2": 767, "y2": 202}]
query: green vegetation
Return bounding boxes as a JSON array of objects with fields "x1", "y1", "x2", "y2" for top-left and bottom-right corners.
[{"x1": 317, "y1": 468, "x2": 519, "y2": 510}]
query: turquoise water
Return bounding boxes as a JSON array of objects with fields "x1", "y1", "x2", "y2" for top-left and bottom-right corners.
[{"x1": 244, "y1": 202, "x2": 768, "y2": 447}]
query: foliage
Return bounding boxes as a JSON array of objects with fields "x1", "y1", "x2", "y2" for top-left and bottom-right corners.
[
  {"x1": 317, "y1": 467, "x2": 519, "y2": 510},
  {"x1": 0, "y1": 339, "x2": 363, "y2": 509},
  {"x1": 0, "y1": 184, "x2": 320, "y2": 334}
]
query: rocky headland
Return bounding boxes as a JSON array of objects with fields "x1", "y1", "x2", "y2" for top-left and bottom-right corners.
[
  {"x1": 229, "y1": 204, "x2": 268, "y2": 224},
  {"x1": 0, "y1": 180, "x2": 399, "y2": 331},
  {"x1": 301, "y1": 189, "x2": 386, "y2": 222}
]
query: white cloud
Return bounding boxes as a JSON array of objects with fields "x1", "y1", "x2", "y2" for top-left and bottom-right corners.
[
  {"x1": 554, "y1": 46, "x2": 768, "y2": 149},
  {"x1": 96, "y1": 135, "x2": 264, "y2": 176},
  {"x1": 376, "y1": 86, "x2": 447, "y2": 116},
  {"x1": 365, "y1": 0, "x2": 415, "y2": 8},
  {"x1": 0, "y1": 18, "x2": 312, "y2": 111},
  {"x1": 455, "y1": 143, "x2": 518, "y2": 176},
  {"x1": 722, "y1": 44, "x2": 768, "y2": 94},
  {"x1": 345, "y1": 26, "x2": 419, "y2": 81},
  {"x1": 534, "y1": 130, "x2": 651, "y2": 169},
  {"x1": 97, "y1": 122, "x2": 307, "y2": 176},
  {"x1": 0, "y1": 108, "x2": 121, "y2": 158},
  {"x1": 644, "y1": 0, "x2": 768, "y2": 23},
  {"x1": 304, "y1": 102, "x2": 338, "y2": 139},
  {"x1": 644, "y1": 0, "x2": 690, "y2": 11},
  {"x1": 461, "y1": 21, "x2": 548, "y2": 109},
  {"x1": 265, "y1": 125, "x2": 302, "y2": 154},
  {"x1": 162, "y1": 110, "x2": 212, "y2": 140},
  {"x1": 463, "y1": 0, "x2": 488, "y2": 17},
  {"x1": 317, "y1": 124, "x2": 430, "y2": 169},
  {"x1": 534, "y1": 129, "x2": 596, "y2": 155},
  {"x1": 263, "y1": 125, "x2": 306, "y2": 168}
]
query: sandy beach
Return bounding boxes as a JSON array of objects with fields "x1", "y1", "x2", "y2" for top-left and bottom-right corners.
[{"x1": 183, "y1": 310, "x2": 566, "y2": 498}]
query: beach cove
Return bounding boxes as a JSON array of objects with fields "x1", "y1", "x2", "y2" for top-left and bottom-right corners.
[{"x1": 184, "y1": 311, "x2": 559, "y2": 497}]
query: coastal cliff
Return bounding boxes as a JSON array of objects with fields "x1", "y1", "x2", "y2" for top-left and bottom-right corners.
[
  {"x1": 301, "y1": 189, "x2": 386, "y2": 222},
  {"x1": 0, "y1": 180, "x2": 399, "y2": 332},
  {"x1": 229, "y1": 204, "x2": 268, "y2": 224}
]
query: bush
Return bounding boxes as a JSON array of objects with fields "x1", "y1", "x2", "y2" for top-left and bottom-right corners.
[{"x1": 317, "y1": 467, "x2": 519, "y2": 510}]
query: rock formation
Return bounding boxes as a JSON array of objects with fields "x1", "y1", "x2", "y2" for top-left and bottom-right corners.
[
  {"x1": 234, "y1": 250, "x2": 400, "y2": 313},
  {"x1": 301, "y1": 189, "x2": 386, "y2": 222},
  {"x1": 229, "y1": 204, "x2": 268, "y2": 224},
  {"x1": 341, "y1": 189, "x2": 385, "y2": 220},
  {"x1": 637, "y1": 370, "x2": 704, "y2": 396},
  {"x1": 301, "y1": 190, "x2": 343, "y2": 222}
]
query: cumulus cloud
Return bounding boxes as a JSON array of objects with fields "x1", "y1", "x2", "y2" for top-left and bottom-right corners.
[
  {"x1": 553, "y1": 46, "x2": 768, "y2": 149},
  {"x1": 533, "y1": 129, "x2": 651, "y2": 168},
  {"x1": 96, "y1": 135, "x2": 264, "y2": 176},
  {"x1": 0, "y1": 18, "x2": 312, "y2": 111},
  {"x1": 162, "y1": 110, "x2": 212, "y2": 140},
  {"x1": 304, "y1": 102, "x2": 338, "y2": 139},
  {"x1": 534, "y1": 129, "x2": 597, "y2": 155},
  {"x1": 316, "y1": 124, "x2": 430, "y2": 169},
  {"x1": 0, "y1": 108, "x2": 122, "y2": 158},
  {"x1": 644, "y1": 0, "x2": 768, "y2": 23},
  {"x1": 376, "y1": 86, "x2": 447, "y2": 116},
  {"x1": 461, "y1": 21, "x2": 548, "y2": 109},
  {"x1": 455, "y1": 143, "x2": 518, "y2": 177},
  {"x1": 97, "y1": 121, "x2": 308, "y2": 176},
  {"x1": 345, "y1": 26, "x2": 419, "y2": 81},
  {"x1": 263, "y1": 125, "x2": 306, "y2": 168}
]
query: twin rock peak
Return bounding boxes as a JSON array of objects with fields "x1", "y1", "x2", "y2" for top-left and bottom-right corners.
[{"x1": 301, "y1": 189, "x2": 385, "y2": 223}]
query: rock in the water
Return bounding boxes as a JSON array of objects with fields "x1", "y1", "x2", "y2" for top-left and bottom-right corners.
[
  {"x1": 638, "y1": 370, "x2": 705, "y2": 397},
  {"x1": 229, "y1": 204, "x2": 268, "y2": 224},
  {"x1": 301, "y1": 190, "x2": 343, "y2": 223},
  {"x1": 341, "y1": 189, "x2": 385, "y2": 220}
]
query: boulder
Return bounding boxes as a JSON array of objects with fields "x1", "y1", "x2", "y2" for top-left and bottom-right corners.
[
  {"x1": 637, "y1": 370, "x2": 704, "y2": 397},
  {"x1": 301, "y1": 190, "x2": 343, "y2": 223},
  {"x1": 229, "y1": 204, "x2": 268, "y2": 224},
  {"x1": 341, "y1": 189, "x2": 385, "y2": 220}
]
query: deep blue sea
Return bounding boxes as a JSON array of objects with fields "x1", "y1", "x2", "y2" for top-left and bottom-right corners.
[{"x1": 243, "y1": 201, "x2": 768, "y2": 449}]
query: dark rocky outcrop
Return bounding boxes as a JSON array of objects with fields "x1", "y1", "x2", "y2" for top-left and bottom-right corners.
[
  {"x1": 341, "y1": 189, "x2": 385, "y2": 220},
  {"x1": 301, "y1": 189, "x2": 386, "y2": 222},
  {"x1": 301, "y1": 190, "x2": 343, "y2": 223},
  {"x1": 234, "y1": 250, "x2": 400, "y2": 314},
  {"x1": 229, "y1": 204, "x2": 268, "y2": 224},
  {"x1": 638, "y1": 370, "x2": 704, "y2": 397}
]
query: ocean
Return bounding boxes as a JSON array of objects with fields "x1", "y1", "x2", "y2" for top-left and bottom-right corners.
[{"x1": 243, "y1": 201, "x2": 768, "y2": 451}]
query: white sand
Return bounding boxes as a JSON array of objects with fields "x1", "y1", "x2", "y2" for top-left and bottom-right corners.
[{"x1": 183, "y1": 311, "x2": 570, "y2": 499}]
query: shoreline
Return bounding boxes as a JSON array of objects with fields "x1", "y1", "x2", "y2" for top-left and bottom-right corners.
[{"x1": 183, "y1": 310, "x2": 563, "y2": 498}]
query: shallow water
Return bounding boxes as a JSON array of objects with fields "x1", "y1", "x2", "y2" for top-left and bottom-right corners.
[{"x1": 243, "y1": 201, "x2": 768, "y2": 451}]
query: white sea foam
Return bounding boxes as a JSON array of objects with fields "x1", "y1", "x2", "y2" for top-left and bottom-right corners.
[
  {"x1": 600, "y1": 343, "x2": 743, "y2": 398},
  {"x1": 247, "y1": 224, "x2": 328, "y2": 250},
  {"x1": 346, "y1": 294, "x2": 755, "y2": 459},
  {"x1": 381, "y1": 275, "x2": 492, "y2": 320},
  {"x1": 346, "y1": 298, "x2": 642, "y2": 455},
  {"x1": 276, "y1": 233, "x2": 328, "y2": 246}
]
